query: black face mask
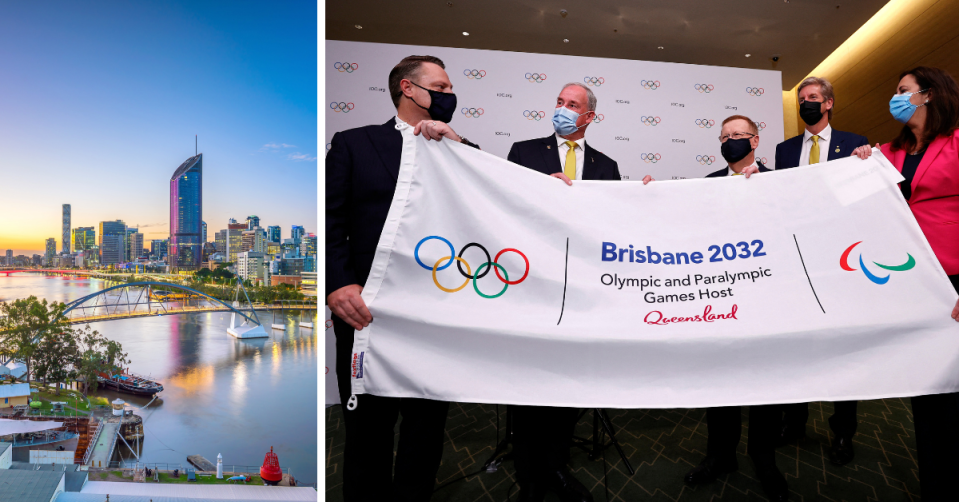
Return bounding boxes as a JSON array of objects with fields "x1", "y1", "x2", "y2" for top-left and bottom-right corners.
[
  {"x1": 408, "y1": 81, "x2": 457, "y2": 123},
  {"x1": 799, "y1": 100, "x2": 825, "y2": 126},
  {"x1": 720, "y1": 137, "x2": 754, "y2": 164}
]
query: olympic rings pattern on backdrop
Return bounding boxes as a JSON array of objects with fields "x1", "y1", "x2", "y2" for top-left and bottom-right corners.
[
  {"x1": 524, "y1": 110, "x2": 546, "y2": 121},
  {"x1": 463, "y1": 69, "x2": 487, "y2": 79},
  {"x1": 641, "y1": 80, "x2": 660, "y2": 90},
  {"x1": 641, "y1": 116, "x2": 661, "y2": 126},
  {"x1": 461, "y1": 108, "x2": 485, "y2": 118},
  {"x1": 415, "y1": 236, "x2": 530, "y2": 298},
  {"x1": 584, "y1": 76, "x2": 605, "y2": 86},
  {"x1": 330, "y1": 102, "x2": 355, "y2": 113},
  {"x1": 695, "y1": 119, "x2": 715, "y2": 128},
  {"x1": 760, "y1": 157, "x2": 769, "y2": 165},
  {"x1": 746, "y1": 87, "x2": 765, "y2": 96},
  {"x1": 333, "y1": 62, "x2": 358, "y2": 73},
  {"x1": 641, "y1": 153, "x2": 662, "y2": 163},
  {"x1": 525, "y1": 72, "x2": 547, "y2": 83},
  {"x1": 592, "y1": 114, "x2": 605, "y2": 123},
  {"x1": 694, "y1": 84, "x2": 715, "y2": 93},
  {"x1": 696, "y1": 155, "x2": 716, "y2": 165},
  {"x1": 754, "y1": 121, "x2": 767, "y2": 131}
]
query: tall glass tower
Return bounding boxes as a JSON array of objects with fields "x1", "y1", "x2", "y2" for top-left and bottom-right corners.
[
  {"x1": 170, "y1": 154, "x2": 203, "y2": 271},
  {"x1": 62, "y1": 204, "x2": 71, "y2": 254}
]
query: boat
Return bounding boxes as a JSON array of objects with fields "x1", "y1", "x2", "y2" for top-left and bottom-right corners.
[
  {"x1": 97, "y1": 369, "x2": 163, "y2": 397},
  {"x1": 260, "y1": 446, "x2": 283, "y2": 486}
]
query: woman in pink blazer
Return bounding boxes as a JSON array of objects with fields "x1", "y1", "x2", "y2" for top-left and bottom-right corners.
[{"x1": 855, "y1": 66, "x2": 959, "y2": 501}]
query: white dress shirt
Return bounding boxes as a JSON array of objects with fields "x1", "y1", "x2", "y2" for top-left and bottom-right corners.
[
  {"x1": 726, "y1": 161, "x2": 757, "y2": 177},
  {"x1": 556, "y1": 134, "x2": 586, "y2": 180},
  {"x1": 799, "y1": 124, "x2": 832, "y2": 166}
]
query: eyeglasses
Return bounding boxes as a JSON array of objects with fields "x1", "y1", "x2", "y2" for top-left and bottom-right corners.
[{"x1": 719, "y1": 132, "x2": 756, "y2": 143}]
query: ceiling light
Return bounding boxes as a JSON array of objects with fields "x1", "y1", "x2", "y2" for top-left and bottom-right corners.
[
  {"x1": 563, "y1": 38, "x2": 569, "y2": 43},
  {"x1": 745, "y1": 53, "x2": 751, "y2": 57},
  {"x1": 658, "y1": 46, "x2": 664, "y2": 50},
  {"x1": 462, "y1": 32, "x2": 469, "y2": 36},
  {"x1": 354, "y1": 24, "x2": 362, "y2": 29}
]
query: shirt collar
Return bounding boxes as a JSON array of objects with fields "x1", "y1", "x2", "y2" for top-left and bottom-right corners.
[
  {"x1": 803, "y1": 123, "x2": 832, "y2": 143},
  {"x1": 556, "y1": 134, "x2": 586, "y2": 150},
  {"x1": 728, "y1": 161, "x2": 757, "y2": 176}
]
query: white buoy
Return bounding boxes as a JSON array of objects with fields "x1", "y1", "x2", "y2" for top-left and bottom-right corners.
[
  {"x1": 112, "y1": 398, "x2": 125, "y2": 416},
  {"x1": 217, "y1": 453, "x2": 223, "y2": 479}
]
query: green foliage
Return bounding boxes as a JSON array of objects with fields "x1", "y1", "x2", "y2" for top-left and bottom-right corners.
[{"x1": 0, "y1": 296, "x2": 68, "y2": 385}]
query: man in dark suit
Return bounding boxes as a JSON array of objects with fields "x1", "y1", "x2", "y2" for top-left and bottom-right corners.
[
  {"x1": 773, "y1": 76, "x2": 868, "y2": 466},
  {"x1": 682, "y1": 115, "x2": 786, "y2": 502},
  {"x1": 326, "y1": 55, "x2": 479, "y2": 502},
  {"x1": 506, "y1": 82, "x2": 619, "y2": 502}
]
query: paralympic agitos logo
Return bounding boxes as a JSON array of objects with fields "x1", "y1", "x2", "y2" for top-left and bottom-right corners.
[
  {"x1": 415, "y1": 236, "x2": 529, "y2": 298},
  {"x1": 840, "y1": 241, "x2": 916, "y2": 284}
]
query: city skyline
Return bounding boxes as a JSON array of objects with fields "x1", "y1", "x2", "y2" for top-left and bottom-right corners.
[{"x1": 0, "y1": 1, "x2": 317, "y2": 255}]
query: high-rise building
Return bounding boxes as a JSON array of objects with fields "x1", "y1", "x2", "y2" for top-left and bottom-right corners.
[
  {"x1": 72, "y1": 227, "x2": 96, "y2": 252},
  {"x1": 45, "y1": 238, "x2": 56, "y2": 262},
  {"x1": 237, "y1": 251, "x2": 269, "y2": 285},
  {"x1": 150, "y1": 239, "x2": 168, "y2": 260},
  {"x1": 246, "y1": 215, "x2": 260, "y2": 230},
  {"x1": 62, "y1": 204, "x2": 71, "y2": 254},
  {"x1": 4, "y1": 249, "x2": 12, "y2": 266},
  {"x1": 127, "y1": 229, "x2": 144, "y2": 261},
  {"x1": 242, "y1": 227, "x2": 267, "y2": 254},
  {"x1": 267, "y1": 225, "x2": 281, "y2": 243},
  {"x1": 202, "y1": 221, "x2": 208, "y2": 243},
  {"x1": 291, "y1": 225, "x2": 305, "y2": 241},
  {"x1": 300, "y1": 233, "x2": 317, "y2": 257},
  {"x1": 99, "y1": 220, "x2": 126, "y2": 265},
  {"x1": 226, "y1": 221, "x2": 247, "y2": 263},
  {"x1": 170, "y1": 154, "x2": 203, "y2": 271},
  {"x1": 214, "y1": 230, "x2": 226, "y2": 254}
]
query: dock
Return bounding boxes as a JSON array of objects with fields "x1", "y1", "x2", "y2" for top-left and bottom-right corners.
[
  {"x1": 86, "y1": 421, "x2": 120, "y2": 468},
  {"x1": 187, "y1": 454, "x2": 217, "y2": 471}
]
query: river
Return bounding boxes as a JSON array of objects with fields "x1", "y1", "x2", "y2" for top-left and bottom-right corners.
[{"x1": 0, "y1": 273, "x2": 317, "y2": 485}]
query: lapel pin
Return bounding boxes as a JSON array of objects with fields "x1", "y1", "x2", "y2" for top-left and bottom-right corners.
[
  {"x1": 835, "y1": 147, "x2": 840, "y2": 153},
  {"x1": 547, "y1": 145, "x2": 551, "y2": 150}
]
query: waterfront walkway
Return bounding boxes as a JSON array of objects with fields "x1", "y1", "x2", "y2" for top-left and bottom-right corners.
[{"x1": 86, "y1": 421, "x2": 119, "y2": 468}]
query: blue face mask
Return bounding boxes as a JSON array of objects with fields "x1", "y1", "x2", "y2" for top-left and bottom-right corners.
[
  {"x1": 552, "y1": 106, "x2": 586, "y2": 136},
  {"x1": 889, "y1": 90, "x2": 928, "y2": 124}
]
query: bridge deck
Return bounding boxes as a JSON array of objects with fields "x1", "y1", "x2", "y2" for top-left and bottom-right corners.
[
  {"x1": 66, "y1": 304, "x2": 317, "y2": 324},
  {"x1": 87, "y1": 421, "x2": 119, "y2": 467}
]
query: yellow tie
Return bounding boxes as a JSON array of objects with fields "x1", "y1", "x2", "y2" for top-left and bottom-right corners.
[
  {"x1": 810, "y1": 135, "x2": 820, "y2": 164},
  {"x1": 564, "y1": 141, "x2": 578, "y2": 179}
]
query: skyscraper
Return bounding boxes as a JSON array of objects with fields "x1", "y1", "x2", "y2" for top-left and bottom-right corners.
[
  {"x1": 4, "y1": 249, "x2": 12, "y2": 266},
  {"x1": 45, "y1": 238, "x2": 56, "y2": 262},
  {"x1": 246, "y1": 215, "x2": 260, "y2": 230},
  {"x1": 72, "y1": 227, "x2": 96, "y2": 252},
  {"x1": 170, "y1": 154, "x2": 203, "y2": 271},
  {"x1": 99, "y1": 220, "x2": 126, "y2": 265},
  {"x1": 126, "y1": 229, "x2": 144, "y2": 261},
  {"x1": 291, "y1": 225, "x2": 305, "y2": 241},
  {"x1": 62, "y1": 204, "x2": 71, "y2": 254},
  {"x1": 267, "y1": 225, "x2": 281, "y2": 243},
  {"x1": 202, "y1": 221, "x2": 208, "y2": 243}
]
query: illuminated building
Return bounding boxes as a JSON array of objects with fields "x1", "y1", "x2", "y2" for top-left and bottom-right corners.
[
  {"x1": 62, "y1": 204, "x2": 71, "y2": 254},
  {"x1": 267, "y1": 225, "x2": 281, "y2": 243},
  {"x1": 72, "y1": 227, "x2": 96, "y2": 252},
  {"x1": 45, "y1": 238, "x2": 56, "y2": 263},
  {"x1": 99, "y1": 220, "x2": 126, "y2": 265},
  {"x1": 170, "y1": 154, "x2": 203, "y2": 271}
]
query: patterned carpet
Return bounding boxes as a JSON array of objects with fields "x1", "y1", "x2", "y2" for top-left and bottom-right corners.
[{"x1": 326, "y1": 398, "x2": 920, "y2": 501}]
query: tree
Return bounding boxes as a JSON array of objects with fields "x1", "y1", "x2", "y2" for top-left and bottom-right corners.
[
  {"x1": 33, "y1": 329, "x2": 80, "y2": 396},
  {"x1": 74, "y1": 326, "x2": 127, "y2": 396},
  {"x1": 0, "y1": 296, "x2": 67, "y2": 386}
]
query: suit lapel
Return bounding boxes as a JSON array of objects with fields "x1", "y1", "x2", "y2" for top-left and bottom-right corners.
[
  {"x1": 789, "y1": 136, "x2": 803, "y2": 166},
  {"x1": 366, "y1": 118, "x2": 403, "y2": 182},
  {"x1": 539, "y1": 135, "x2": 562, "y2": 174},
  {"x1": 911, "y1": 135, "x2": 948, "y2": 194},
  {"x1": 826, "y1": 133, "x2": 844, "y2": 161},
  {"x1": 583, "y1": 143, "x2": 599, "y2": 179}
]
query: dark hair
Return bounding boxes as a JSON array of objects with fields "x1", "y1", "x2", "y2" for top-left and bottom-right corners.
[
  {"x1": 891, "y1": 66, "x2": 959, "y2": 152},
  {"x1": 388, "y1": 55, "x2": 445, "y2": 108},
  {"x1": 721, "y1": 114, "x2": 758, "y2": 135}
]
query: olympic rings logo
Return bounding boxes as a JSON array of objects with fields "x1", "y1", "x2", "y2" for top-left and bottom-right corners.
[
  {"x1": 746, "y1": 87, "x2": 765, "y2": 96},
  {"x1": 641, "y1": 116, "x2": 661, "y2": 126},
  {"x1": 695, "y1": 119, "x2": 715, "y2": 128},
  {"x1": 333, "y1": 62, "x2": 358, "y2": 73},
  {"x1": 461, "y1": 107, "x2": 485, "y2": 118},
  {"x1": 641, "y1": 80, "x2": 660, "y2": 90},
  {"x1": 592, "y1": 114, "x2": 605, "y2": 123},
  {"x1": 326, "y1": 143, "x2": 332, "y2": 151},
  {"x1": 759, "y1": 157, "x2": 769, "y2": 165},
  {"x1": 694, "y1": 84, "x2": 715, "y2": 93},
  {"x1": 524, "y1": 110, "x2": 546, "y2": 121},
  {"x1": 696, "y1": 155, "x2": 716, "y2": 165},
  {"x1": 525, "y1": 72, "x2": 547, "y2": 83},
  {"x1": 641, "y1": 153, "x2": 662, "y2": 163},
  {"x1": 584, "y1": 76, "x2": 605, "y2": 86},
  {"x1": 415, "y1": 236, "x2": 530, "y2": 298},
  {"x1": 464, "y1": 69, "x2": 487, "y2": 79},
  {"x1": 330, "y1": 102, "x2": 355, "y2": 113},
  {"x1": 754, "y1": 121, "x2": 767, "y2": 131}
]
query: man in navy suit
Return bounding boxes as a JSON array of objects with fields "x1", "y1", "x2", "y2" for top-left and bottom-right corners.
[
  {"x1": 773, "y1": 77, "x2": 868, "y2": 466},
  {"x1": 505, "y1": 82, "x2": 619, "y2": 502},
  {"x1": 704, "y1": 114, "x2": 771, "y2": 177},
  {"x1": 326, "y1": 55, "x2": 479, "y2": 502}
]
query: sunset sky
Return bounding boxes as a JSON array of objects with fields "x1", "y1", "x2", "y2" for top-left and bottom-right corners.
[{"x1": 0, "y1": 1, "x2": 317, "y2": 256}]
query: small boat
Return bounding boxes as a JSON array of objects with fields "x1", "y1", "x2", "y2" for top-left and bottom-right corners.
[
  {"x1": 298, "y1": 312, "x2": 313, "y2": 329},
  {"x1": 271, "y1": 311, "x2": 285, "y2": 331},
  {"x1": 260, "y1": 446, "x2": 282, "y2": 486},
  {"x1": 97, "y1": 369, "x2": 163, "y2": 397}
]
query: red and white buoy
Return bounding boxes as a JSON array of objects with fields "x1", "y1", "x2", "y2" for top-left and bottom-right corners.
[{"x1": 260, "y1": 446, "x2": 283, "y2": 486}]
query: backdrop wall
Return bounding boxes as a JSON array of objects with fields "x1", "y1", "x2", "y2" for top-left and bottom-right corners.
[{"x1": 326, "y1": 40, "x2": 785, "y2": 179}]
